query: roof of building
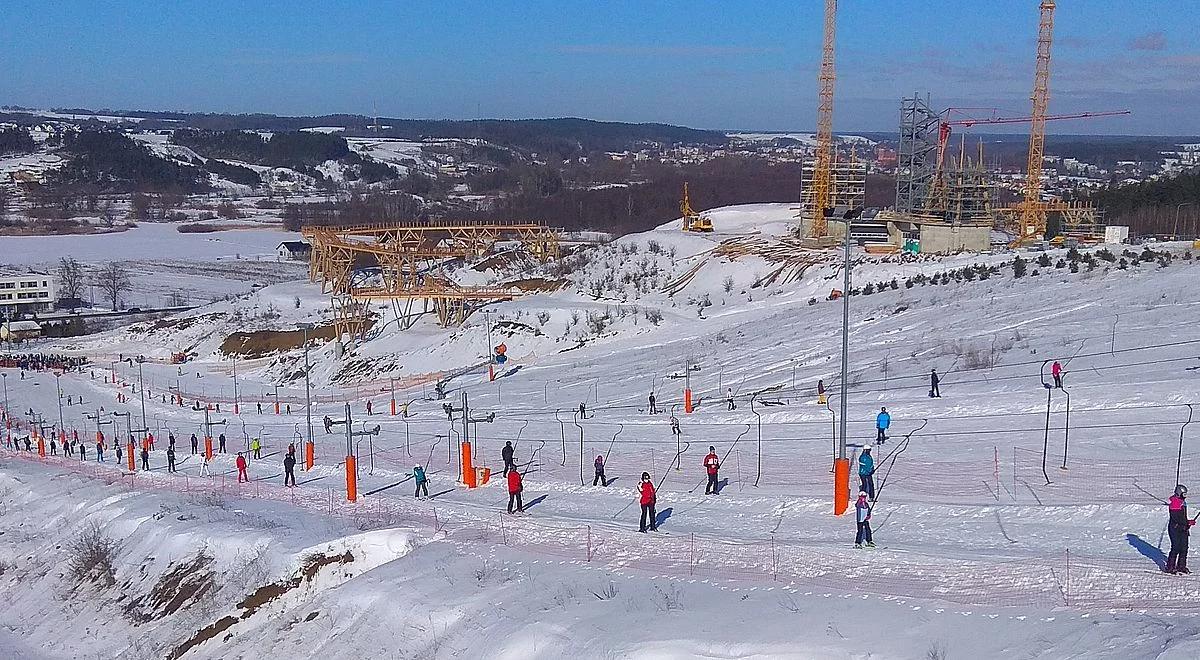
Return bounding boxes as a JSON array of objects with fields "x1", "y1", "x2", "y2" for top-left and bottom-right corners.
[{"x1": 277, "y1": 241, "x2": 311, "y2": 251}]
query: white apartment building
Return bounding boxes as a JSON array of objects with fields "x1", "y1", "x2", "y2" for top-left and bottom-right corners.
[{"x1": 0, "y1": 273, "x2": 55, "y2": 315}]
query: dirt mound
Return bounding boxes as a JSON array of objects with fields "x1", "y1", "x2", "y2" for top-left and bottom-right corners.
[
  {"x1": 220, "y1": 323, "x2": 364, "y2": 358},
  {"x1": 502, "y1": 277, "x2": 566, "y2": 293}
]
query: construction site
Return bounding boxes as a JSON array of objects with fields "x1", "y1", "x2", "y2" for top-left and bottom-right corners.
[{"x1": 796, "y1": 0, "x2": 1127, "y2": 254}]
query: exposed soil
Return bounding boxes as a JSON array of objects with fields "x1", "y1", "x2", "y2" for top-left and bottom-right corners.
[
  {"x1": 502, "y1": 277, "x2": 567, "y2": 293},
  {"x1": 126, "y1": 550, "x2": 216, "y2": 624},
  {"x1": 166, "y1": 550, "x2": 354, "y2": 660},
  {"x1": 220, "y1": 323, "x2": 355, "y2": 358}
]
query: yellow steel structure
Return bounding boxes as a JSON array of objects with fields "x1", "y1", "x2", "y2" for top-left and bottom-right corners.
[
  {"x1": 807, "y1": 0, "x2": 838, "y2": 238},
  {"x1": 1014, "y1": 0, "x2": 1058, "y2": 245},
  {"x1": 303, "y1": 220, "x2": 560, "y2": 340}
]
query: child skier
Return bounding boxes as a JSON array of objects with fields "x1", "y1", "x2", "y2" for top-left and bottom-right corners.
[
  {"x1": 875, "y1": 407, "x2": 890, "y2": 444},
  {"x1": 703, "y1": 446, "x2": 720, "y2": 494},
  {"x1": 639, "y1": 472, "x2": 658, "y2": 532},
  {"x1": 1052, "y1": 360, "x2": 1063, "y2": 388},
  {"x1": 502, "y1": 441, "x2": 516, "y2": 475},
  {"x1": 855, "y1": 491, "x2": 875, "y2": 548},
  {"x1": 236, "y1": 452, "x2": 248, "y2": 483},
  {"x1": 412, "y1": 464, "x2": 429, "y2": 498},
  {"x1": 283, "y1": 451, "x2": 297, "y2": 487},
  {"x1": 1167, "y1": 484, "x2": 1194, "y2": 574},
  {"x1": 593, "y1": 454, "x2": 607, "y2": 487},
  {"x1": 507, "y1": 467, "x2": 524, "y2": 513}
]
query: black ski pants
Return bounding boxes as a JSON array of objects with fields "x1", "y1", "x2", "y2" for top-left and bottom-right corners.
[
  {"x1": 508, "y1": 492, "x2": 523, "y2": 513},
  {"x1": 1168, "y1": 525, "x2": 1189, "y2": 570},
  {"x1": 640, "y1": 503, "x2": 657, "y2": 531},
  {"x1": 706, "y1": 472, "x2": 719, "y2": 494}
]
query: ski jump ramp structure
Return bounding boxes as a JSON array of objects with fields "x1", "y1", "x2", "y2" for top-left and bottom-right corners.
[{"x1": 302, "y1": 220, "x2": 560, "y2": 341}]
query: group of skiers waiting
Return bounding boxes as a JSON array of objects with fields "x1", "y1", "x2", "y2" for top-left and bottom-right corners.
[{"x1": 0, "y1": 353, "x2": 87, "y2": 373}]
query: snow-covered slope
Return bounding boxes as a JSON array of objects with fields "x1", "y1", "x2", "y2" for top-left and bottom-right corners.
[{"x1": 7, "y1": 204, "x2": 1200, "y2": 658}]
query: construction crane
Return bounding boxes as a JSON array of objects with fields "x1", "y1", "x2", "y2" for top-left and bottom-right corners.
[
  {"x1": 1012, "y1": 0, "x2": 1059, "y2": 246},
  {"x1": 935, "y1": 109, "x2": 1130, "y2": 174},
  {"x1": 808, "y1": 0, "x2": 838, "y2": 238},
  {"x1": 680, "y1": 182, "x2": 713, "y2": 232}
]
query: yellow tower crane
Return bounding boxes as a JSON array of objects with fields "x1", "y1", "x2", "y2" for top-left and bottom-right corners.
[
  {"x1": 808, "y1": 0, "x2": 838, "y2": 238},
  {"x1": 1014, "y1": 0, "x2": 1057, "y2": 245}
]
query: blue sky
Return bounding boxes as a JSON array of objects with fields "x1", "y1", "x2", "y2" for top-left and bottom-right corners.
[{"x1": 2, "y1": 1, "x2": 1196, "y2": 134}]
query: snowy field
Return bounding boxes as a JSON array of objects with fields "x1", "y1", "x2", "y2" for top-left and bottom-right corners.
[{"x1": 4, "y1": 205, "x2": 1200, "y2": 658}]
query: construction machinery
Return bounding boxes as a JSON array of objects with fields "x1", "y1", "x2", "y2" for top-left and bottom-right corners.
[
  {"x1": 680, "y1": 182, "x2": 713, "y2": 232},
  {"x1": 303, "y1": 220, "x2": 560, "y2": 342},
  {"x1": 805, "y1": 0, "x2": 838, "y2": 239}
]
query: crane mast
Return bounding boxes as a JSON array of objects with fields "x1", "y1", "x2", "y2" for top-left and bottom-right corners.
[
  {"x1": 809, "y1": 0, "x2": 837, "y2": 238},
  {"x1": 1017, "y1": 0, "x2": 1056, "y2": 244}
]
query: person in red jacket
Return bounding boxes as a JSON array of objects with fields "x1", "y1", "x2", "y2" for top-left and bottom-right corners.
[
  {"x1": 507, "y1": 468, "x2": 524, "y2": 513},
  {"x1": 639, "y1": 472, "x2": 658, "y2": 532},
  {"x1": 236, "y1": 452, "x2": 249, "y2": 483},
  {"x1": 1051, "y1": 360, "x2": 1063, "y2": 388},
  {"x1": 703, "y1": 446, "x2": 720, "y2": 495}
]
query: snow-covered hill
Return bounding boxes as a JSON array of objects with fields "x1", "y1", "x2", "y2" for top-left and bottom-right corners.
[{"x1": 6, "y1": 205, "x2": 1200, "y2": 658}]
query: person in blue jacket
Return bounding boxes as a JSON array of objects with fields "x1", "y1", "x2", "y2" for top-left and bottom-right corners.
[
  {"x1": 858, "y1": 445, "x2": 875, "y2": 500},
  {"x1": 875, "y1": 406, "x2": 891, "y2": 444},
  {"x1": 412, "y1": 464, "x2": 429, "y2": 498}
]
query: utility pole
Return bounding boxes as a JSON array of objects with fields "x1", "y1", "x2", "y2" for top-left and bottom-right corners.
[
  {"x1": 484, "y1": 310, "x2": 495, "y2": 382},
  {"x1": 327, "y1": 403, "x2": 378, "y2": 502},
  {"x1": 1, "y1": 372, "x2": 8, "y2": 418},
  {"x1": 136, "y1": 357, "x2": 148, "y2": 436},
  {"x1": 232, "y1": 353, "x2": 239, "y2": 415},
  {"x1": 54, "y1": 372, "x2": 64, "y2": 433},
  {"x1": 834, "y1": 208, "x2": 862, "y2": 516},
  {"x1": 300, "y1": 323, "x2": 314, "y2": 451},
  {"x1": 203, "y1": 407, "x2": 226, "y2": 460}
]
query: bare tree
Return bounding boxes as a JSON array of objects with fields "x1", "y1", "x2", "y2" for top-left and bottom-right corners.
[
  {"x1": 57, "y1": 256, "x2": 85, "y2": 310},
  {"x1": 93, "y1": 262, "x2": 132, "y2": 310}
]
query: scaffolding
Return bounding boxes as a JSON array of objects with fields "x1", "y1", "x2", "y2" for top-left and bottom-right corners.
[
  {"x1": 799, "y1": 157, "x2": 866, "y2": 234},
  {"x1": 303, "y1": 220, "x2": 560, "y2": 342},
  {"x1": 895, "y1": 93, "x2": 940, "y2": 215}
]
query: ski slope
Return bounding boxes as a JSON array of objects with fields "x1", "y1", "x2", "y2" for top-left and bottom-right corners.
[{"x1": 4, "y1": 205, "x2": 1200, "y2": 658}]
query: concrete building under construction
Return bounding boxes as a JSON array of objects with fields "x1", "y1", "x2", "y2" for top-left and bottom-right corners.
[{"x1": 797, "y1": 157, "x2": 867, "y2": 240}]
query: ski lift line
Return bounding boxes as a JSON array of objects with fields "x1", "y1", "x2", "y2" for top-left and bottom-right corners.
[
  {"x1": 871, "y1": 419, "x2": 929, "y2": 506},
  {"x1": 458, "y1": 348, "x2": 1200, "y2": 417}
]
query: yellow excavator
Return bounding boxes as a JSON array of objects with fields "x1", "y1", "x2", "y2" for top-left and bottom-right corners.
[{"x1": 680, "y1": 182, "x2": 713, "y2": 232}]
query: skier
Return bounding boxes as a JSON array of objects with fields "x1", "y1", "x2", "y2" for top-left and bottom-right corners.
[
  {"x1": 1052, "y1": 360, "x2": 1063, "y2": 388},
  {"x1": 257, "y1": 402, "x2": 262, "y2": 414},
  {"x1": 148, "y1": 432, "x2": 155, "y2": 450},
  {"x1": 501, "y1": 441, "x2": 516, "y2": 475},
  {"x1": 167, "y1": 446, "x2": 177, "y2": 473},
  {"x1": 236, "y1": 452, "x2": 248, "y2": 483},
  {"x1": 168, "y1": 433, "x2": 176, "y2": 450},
  {"x1": 190, "y1": 433, "x2": 198, "y2": 455},
  {"x1": 648, "y1": 391, "x2": 657, "y2": 415},
  {"x1": 286, "y1": 404, "x2": 291, "y2": 415},
  {"x1": 251, "y1": 437, "x2": 261, "y2": 459},
  {"x1": 506, "y1": 467, "x2": 524, "y2": 514},
  {"x1": 638, "y1": 472, "x2": 658, "y2": 532},
  {"x1": 96, "y1": 439, "x2": 104, "y2": 462},
  {"x1": 854, "y1": 491, "x2": 875, "y2": 548},
  {"x1": 50, "y1": 437, "x2": 57, "y2": 456},
  {"x1": 412, "y1": 464, "x2": 429, "y2": 498},
  {"x1": 323, "y1": 416, "x2": 333, "y2": 434},
  {"x1": 593, "y1": 454, "x2": 607, "y2": 487},
  {"x1": 283, "y1": 451, "x2": 297, "y2": 487},
  {"x1": 817, "y1": 379, "x2": 827, "y2": 404},
  {"x1": 726, "y1": 388, "x2": 736, "y2": 411},
  {"x1": 875, "y1": 406, "x2": 891, "y2": 444},
  {"x1": 79, "y1": 441, "x2": 87, "y2": 460},
  {"x1": 703, "y1": 446, "x2": 720, "y2": 495},
  {"x1": 929, "y1": 369, "x2": 941, "y2": 398},
  {"x1": 579, "y1": 402, "x2": 587, "y2": 419},
  {"x1": 1167, "y1": 484, "x2": 1195, "y2": 574},
  {"x1": 114, "y1": 441, "x2": 122, "y2": 465},
  {"x1": 199, "y1": 453, "x2": 211, "y2": 477},
  {"x1": 366, "y1": 400, "x2": 373, "y2": 416},
  {"x1": 218, "y1": 433, "x2": 226, "y2": 453},
  {"x1": 140, "y1": 445, "x2": 149, "y2": 471},
  {"x1": 670, "y1": 416, "x2": 681, "y2": 438},
  {"x1": 858, "y1": 445, "x2": 875, "y2": 500}
]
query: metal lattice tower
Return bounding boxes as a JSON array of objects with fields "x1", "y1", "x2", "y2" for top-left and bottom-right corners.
[
  {"x1": 1017, "y1": 0, "x2": 1056, "y2": 244},
  {"x1": 808, "y1": 0, "x2": 837, "y2": 238},
  {"x1": 895, "y1": 93, "x2": 940, "y2": 214}
]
